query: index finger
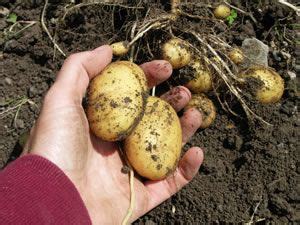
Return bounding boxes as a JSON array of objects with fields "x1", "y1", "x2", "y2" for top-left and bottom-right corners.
[{"x1": 140, "y1": 60, "x2": 173, "y2": 88}]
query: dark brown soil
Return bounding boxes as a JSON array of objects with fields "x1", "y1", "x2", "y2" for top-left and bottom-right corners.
[{"x1": 1, "y1": 0, "x2": 299, "y2": 224}]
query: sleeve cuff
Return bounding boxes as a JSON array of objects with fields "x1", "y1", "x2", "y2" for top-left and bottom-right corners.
[{"x1": 0, "y1": 155, "x2": 92, "y2": 225}]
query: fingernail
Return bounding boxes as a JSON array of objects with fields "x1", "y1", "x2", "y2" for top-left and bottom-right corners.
[
  {"x1": 156, "y1": 62, "x2": 172, "y2": 76},
  {"x1": 178, "y1": 86, "x2": 191, "y2": 99},
  {"x1": 169, "y1": 87, "x2": 189, "y2": 100}
]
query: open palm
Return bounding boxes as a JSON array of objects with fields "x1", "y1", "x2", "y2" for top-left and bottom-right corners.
[{"x1": 23, "y1": 45, "x2": 203, "y2": 224}]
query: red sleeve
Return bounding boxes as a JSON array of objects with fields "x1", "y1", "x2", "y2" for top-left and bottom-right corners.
[{"x1": 0, "y1": 155, "x2": 92, "y2": 225}]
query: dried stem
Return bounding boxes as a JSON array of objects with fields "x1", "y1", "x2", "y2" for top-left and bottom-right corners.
[
  {"x1": 245, "y1": 199, "x2": 263, "y2": 225},
  {"x1": 118, "y1": 145, "x2": 136, "y2": 225},
  {"x1": 128, "y1": 15, "x2": 173, "y2": 47},
  {"x1": 278, "y1": 0, "x2": 300, "y2": 16},
  {"x1": 129, "y1": 21, "x2": 137, "y2": 62},
  {"x1": 121, "y1": 167, "x2": 135, "y2": 225},
  {"x1": 180, "y1": 11, "x2": 218, "y2": 21},
  {"x1": 186, "y1": 31, "x2": 272, "y2": 126},
  {"x1": 41, "y1": 0, "x2": 66, "y2": 57},
  {"x1": 6, "y1": 21, "x2": 37, "y2": 40},
  {"x1": 188, "y1": 31, "x2": 242, "y2": 83}
]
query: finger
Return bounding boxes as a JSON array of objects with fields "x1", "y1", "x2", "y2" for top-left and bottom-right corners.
[
  {"x1": 50, "y1": 45, "x2": 113, "y2": 103},
  {"x1": 140, "y1": 60, "x2": 172, "y2": 88},
  {"x1": 160, "y1": 86, "x2": 191, "y2": 112},
  {"x1": 145, "y1": 147, "x2": 204, "y2": 211},
  {"x1": 180, "y1": 108, "x2": 202, "y2": 145}
]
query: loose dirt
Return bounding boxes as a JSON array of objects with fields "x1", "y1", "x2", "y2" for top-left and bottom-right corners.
[{"x1": 1, "y1": 0, "x2": 299, "y2": 223}]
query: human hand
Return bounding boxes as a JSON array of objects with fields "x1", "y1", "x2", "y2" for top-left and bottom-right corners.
[{"x1": 23, "y1": 45, "x2": 204, "y2": 224}]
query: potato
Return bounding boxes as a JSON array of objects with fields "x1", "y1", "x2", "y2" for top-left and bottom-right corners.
[
  {"x1": 241, "y1": 66, "x2": 284, "y2": 104},
  {"x1": 87, "y1": 61, "x2": 148, "y2": 141},
  {"x1": 110, "y1": 41, "x2": 129, "y2": 56},
  {"x1": 162, "y1": 38, "x2": 191, "y2": 69},
  {"x1": 124, "y1": 96, "x2": 182, "y2": 180},
  {"x1": 213, "y1": 4, "x2": 231, "y2": 19},
  {"x1": 185, "y1": 94, "x2": 216, "y2": 129},
  {"x1": 185, "y1": 60, "x2": 212, "y2": 93},
  {"x1": 228, "y1": 48, "x2": 244, "y2": 65}
]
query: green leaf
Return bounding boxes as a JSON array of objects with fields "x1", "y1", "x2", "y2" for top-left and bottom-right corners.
[
  {"x1": 226, "y1": 9, "x2": 237, "y2": 26},
  {"x1": 7, "y1": 13, "x2": 17, "y2": 23}
]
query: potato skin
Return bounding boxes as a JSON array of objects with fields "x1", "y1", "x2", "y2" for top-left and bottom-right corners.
[
  {"x1": 185, "y1": 60, "x2": 212, "y2": 93},
  {"x1": 162, "y1": 38, "x2": 191, "y2": 69},
  {"x1": 241, "y1": 66, "x2": 284, "y2": 104},
  {"x1": 214, "y1": 4, "x2": 231, "y2": 19},
  {"x1": 110, "y1": 41, "x2": 129, "y2": 56},
  {"x1": 185, "y1": 94, "x2": 216, "y2": 129},
  {"x1": 124, "y1": 96, "x2": 182, "y2": 180},
  {"x1": 228, "y1": 48, "x2": 244, "y2": 65},
  {"x1": 87, "y1": 61, "x2": 148, "y2": 141}
]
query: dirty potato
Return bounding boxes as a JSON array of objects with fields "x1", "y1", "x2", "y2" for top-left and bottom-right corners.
[
  {"x1": 162, "y1": 38, "x2": 191, "y2": 69},
  {"x1": 185, "y1": 94, "x2": 216, "y2": 129},
  {"x1": 87, "y1": 61, "x2": 148, "y2": 141},
  {"x1": 228, "y1": 48, "x2": 245, "y2": 65},
  {"x1": 110, "y1": 41, "x2": 129, "y2": 56},
  {"x1": 185, "y1": 60, "x2": 213, "y2": 93},
  {"x1": 241, "y1": 66, "x2": 284, "y2": 104},
  {"x1": 124, "y1": 96, "x2": 182, "y2": 180}
]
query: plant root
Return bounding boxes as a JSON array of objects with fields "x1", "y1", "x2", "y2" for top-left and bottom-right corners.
[
  {"x1": 0, "y1": 96, "x2": 37, "y2": 128},
  {"x1": 42, "y1": 0, "x2": 66, "y2": 57},
  {"x1": 128, "y1": 14, "x2": 175, "y2": 48},
  {"x1": 55, "y1": 0, "x2": 273, "y2": 126},
  {"x1": 245, "y1": 199, "x2": 263, "y2": 225},
  {"x1": 118, "y1": 145, "x2": 135, "y2": 225},
  {"x1": 5, "y1": 21, "x2": 38, "y2": 40},
  {"x1": 121, "y1": 0, "x2": 272, "y2": 126},
  {"x1": 185, "y1": 30, "x2": 272, "y2": 126},
  {"x1": 121, "y1": 166, "x2": 135, "y2": 225}
]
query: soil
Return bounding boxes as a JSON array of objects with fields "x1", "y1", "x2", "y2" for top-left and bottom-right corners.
[{"x1": 1, "y1": 0, "x2": 299, "y2": 224}]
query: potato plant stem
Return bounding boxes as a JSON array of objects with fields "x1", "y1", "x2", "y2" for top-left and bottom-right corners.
[{"x1": 151, "y1": 86, "x2": 156, "y2": 96}]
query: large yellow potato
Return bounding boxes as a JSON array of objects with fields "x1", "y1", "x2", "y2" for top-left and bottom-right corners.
[
  {"x1": 162, "y1": 38, "x2": 191, "y2": 69},
  {"x1": 124, "y1": 96, "x2": 182, "y2": 180},
  {"x1": 241, "y1": 66, "x2": 284, "y2": 104},
  {"x1": 87, "y1": 61, "x2": 148, "y2": 141},
  {"x1": 185, "y1": 60, "x2": 212, "y2": 93},
  {"x1": 185, "y1": 94, "x2": 216, "y2": 129}
]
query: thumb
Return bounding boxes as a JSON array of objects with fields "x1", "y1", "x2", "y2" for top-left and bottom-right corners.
[{"x1": 47, "y1": 45, "x2": 112, "y2": 106}]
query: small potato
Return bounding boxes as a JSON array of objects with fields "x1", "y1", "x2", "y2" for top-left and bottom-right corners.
[
  {"x1": 185, "y1": 94, "x2": 216, "y2": 129},
  {"x1": 110, "y1": 41, "x2": 129, "y2": 56},
  {"x1": 124, "y1": 96, "x2": 182, "y2": 180},
  {"x1": 87, "y1": 61, "x2": 148, "y2": 141},
  {"x1": 241, "y1": 66, "x2": 284, "y2": 104},
  {"x1": 228, "y1": 48, "x2": 245, "y2": 65},
  {"x1": 185, "y1": 60, "x2": 212, "y2": 93},
  {"x1": 214, "y1": 4, "x2": 231, "y2": 19},
  {"x1": 162, "y1": 38, "x2": 191, "y2": 69}
]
